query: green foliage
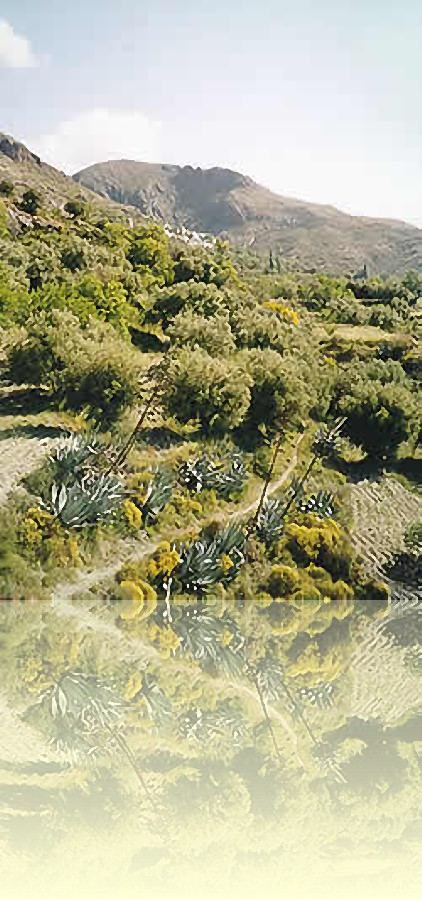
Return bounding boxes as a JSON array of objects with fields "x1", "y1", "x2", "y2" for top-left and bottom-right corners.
[
  {"x1": 164, "y1": 348, "x2": 252, "y2": 433},
  {"x1": 7, "y1": 310, "x2": 141, "y2": 425},
  {"x1": 404, "y1": 521, "x2": 422, "y2": 554},
  {"x1": 64, "y1": 199, "x2": 87, "y2": 219},
  {"x1": 335, "y1": 380, "x2": 418, "y2": 458},
  {"x1": 20, "y1": 189, "x2": 41, "y2": 215},
  {"x1": 239, "y1": 348, "x2": 309, "y2": 431},
  {"x1": 0, "y1": 179, "x2": 14, "y2": 197},
  {"x1": 172, "y1": 240, "x2": 236, "y2": 286},
  {"x1": 127, "y1": 223, "x2": 174, "y2": 286},
  {"x1": 167, "y1": 308, "x2": 236, "y2": 355}
]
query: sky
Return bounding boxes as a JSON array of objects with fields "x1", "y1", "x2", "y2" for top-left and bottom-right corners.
[{"x1": 0, "y1": 0, "x2": 421, "y2": 226}]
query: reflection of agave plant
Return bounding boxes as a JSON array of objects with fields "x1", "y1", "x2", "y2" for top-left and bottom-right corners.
[
  {"x1": 312, "y1": 741, "x2": 346, "y2": 783},
  {"x1": 177, "y1": 524, "x2": 246, "y2": 594},
  {"x1": 45, "y1": 672, "x2": 158, "y2": 806},
  {"x1": 255, "y1": 657, "x2": 289, "y2": 704},
  {"x1": 51, "y1": 472, "x2": 126, "y2": 527},
  {"x1": 298, "y1": 490, "x2": 335, "y2": 518},
  {"x1": 177, "y1": 611, "x2": 245, "y2": 676},
  {"x1": 141, "y1": 671, "x2": 173, "y2": 726},
  {"x1": 179, "y1": 452, "x2": 247, "y2": 499},
  {"x1": 298, "y1": 682, "x2": 334, "y2": 710},
  {"x1": 179, "y1": 702, "x2": 246, "y2": 745},
  {"x1": 49, "y1": 672, "x2": 124, "y2": 728},
  {"x1": 140, "y1": 468, "x2": 175, "y2": 525}
]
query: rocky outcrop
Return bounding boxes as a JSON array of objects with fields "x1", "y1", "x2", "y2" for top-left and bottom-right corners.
[{"x1": 0, "y1": 132, "x2": 41, "y2": 166}]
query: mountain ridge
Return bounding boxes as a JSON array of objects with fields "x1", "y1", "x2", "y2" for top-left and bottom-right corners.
[
  {"x1": 1, "y1": 130, "x2": 422, "y2": 274},
  {"x1": 73, "y1": 158, "x2": 422, "y2": 274}
]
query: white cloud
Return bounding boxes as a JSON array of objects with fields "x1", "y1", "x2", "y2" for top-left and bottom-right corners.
[
  {"x1": 0, "y1": 19, "x2": 38, "y2": 68},
  {"x1": 31, "y1": 108, "x2": 161, "y2": 174}
]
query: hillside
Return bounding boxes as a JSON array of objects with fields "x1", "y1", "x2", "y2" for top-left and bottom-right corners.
[
  {"x1": 0, "y1": 132, "x2": 142, "y2": 224},
  {"x1": 74, "y1": 158, "x2": 422, "y2": 275}
]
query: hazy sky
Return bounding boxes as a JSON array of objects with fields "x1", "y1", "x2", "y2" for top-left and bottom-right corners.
[{"x1": 1, "y1": 0, "x2": 421, "y2": 225}]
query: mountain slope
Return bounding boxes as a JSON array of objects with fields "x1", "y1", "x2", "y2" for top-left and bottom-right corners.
[
  {"x1": 0, "y1": 132, "x2": 142, "y2": 224},
  {"x1": 74, "y1": 159, "x2": 422, "y2": 274}
]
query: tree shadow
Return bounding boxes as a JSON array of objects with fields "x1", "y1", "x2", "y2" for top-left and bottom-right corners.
[
  {"x1": 324, "y1": 455, "x2": 385, "y2": 483},
  {"x1": 137, "y1": 425, "x2": 200, "y2": 449},
  {"x1": 0, "y1": 385, "x2": 53, "y2": 417},
  {"x1": 0, "y1": 422, "x2": 65, "y2": 441}
]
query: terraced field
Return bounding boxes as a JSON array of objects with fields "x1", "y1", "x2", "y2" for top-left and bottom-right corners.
[{"x1": 349, "y1": 477, "x2": 421, "y2": 722}]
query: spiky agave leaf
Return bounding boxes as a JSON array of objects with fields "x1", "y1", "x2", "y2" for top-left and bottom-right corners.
[
  {"x1": 312, "y1": 419, "x2": 345, "y2": 459},
  {"x1": 179, "y1": 455, "x2": 222, "y2": 494},
  {"x1": 298, "y1": 490, "x2": 335, "y2": 518},
  {"x1": 255, "y1": 497, "x2": 286, "y2": 544},
  {"x1": 50, "y1": 472, "x2": 125, "y2": 527},
  {"x1": 50, "y1": 432, "x2": 104, "y2": 479},
  {"x1": 141, "y1": 468, "x2": 175, "y2": 524}
]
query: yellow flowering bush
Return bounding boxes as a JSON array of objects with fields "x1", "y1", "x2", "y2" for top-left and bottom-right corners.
[
  {"x1": 118, "y1": 578, "x2": 157, "y2": 621},
  {"x1": 146, "y1": 541, "x2": 181, "y2": 580},
  {"x1": 263, "y1": 300, "x2": 300, "y2": 326},
  {"x1": 18, "y1": 506, "x2": 80, "y2": 568},
  {"x1": 219, "y1": 554, "x2": 234, "y2": 573},
  {"x1": 285, "y1": 518, "x2": 343, "y2": 563},
  {"x1": 122, "y1": 499, "x2": 143, "y2": 530}
]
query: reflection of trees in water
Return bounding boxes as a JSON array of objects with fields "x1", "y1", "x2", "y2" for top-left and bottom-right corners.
[{"x1": 323, "y1": 716, "x2": 419, "y2": 795}]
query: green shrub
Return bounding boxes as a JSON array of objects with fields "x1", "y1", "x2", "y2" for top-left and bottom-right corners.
[
  {"x1": 239, "y1": 348, "x2": 309, "y2": 431},
  {"x1": 164, "y1": 348, "x2": 251, "y2": 433},
  {"x1": 7, "y1": 310, "x2": 142, "y2": 426},
  {"x1": 168, "y1": 309, "x2": 235, "y2": 355}
]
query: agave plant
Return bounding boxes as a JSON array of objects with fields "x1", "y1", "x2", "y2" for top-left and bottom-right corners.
[
  {"x1": 298, "y1": 682, "x2": 334, "y2": 710},
  {"x1": 179, "y1": 451, "x2": 247, "y2": 499},
  {"x1": 50, "y1": 433, "x2": 104, "y2": 480},
  {"x1": 140, "y1": 468, "x2": 175, "y2": 525},
  {"x1": 179, "y1": 455, "x2": 221, "y2": 494},
  {"x1": 255, "y1": 497, "x2": 286, "y2": 545},
  {"x1": 50, "y1": 471, "x2": 126, "y2": 527},
  {"x1": 216, "y1": 452, "x2": 248, "y2": 499},
  {"x1": 176, "y1": 524, "x2": 247, "y2": 594},
  {"x1": 312, "y1": 419, "x2": 345, "y2": 459},
  {"x1": 298, "y1": 490, "x2": 335, "y2": 518}
]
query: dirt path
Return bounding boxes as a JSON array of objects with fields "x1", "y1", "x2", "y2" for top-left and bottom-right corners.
[
  {"x1": 0, "y1": 435, "x2": 58, "y2": 506},
  {"x1": 230, "y1": 432, "x2": 305, "y2": 521}
]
